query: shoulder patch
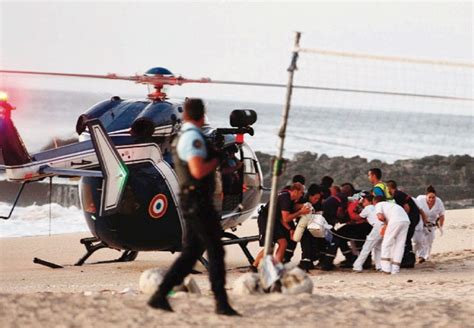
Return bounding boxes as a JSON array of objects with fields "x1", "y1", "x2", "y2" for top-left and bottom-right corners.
[{"x1": 193, "y1": 139, "x2": 203, "y2": 149}]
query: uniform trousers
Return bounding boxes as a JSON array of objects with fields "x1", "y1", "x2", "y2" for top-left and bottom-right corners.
[
  {"x1": 413, "y1": 224, "x2": 436, "y2": 260},
  {"x1": 381, "y1": 221, "x2": 409, "y2": 274},
  {"x1": 353, "y1": 225, "x2": 382, "y2": 271},
  {"x1": 156, "y1": 192, "x2": 228, "y2": 304}
]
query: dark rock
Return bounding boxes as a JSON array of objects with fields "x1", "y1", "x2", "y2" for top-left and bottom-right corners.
[{"x1": 255, "y1": 151, "x2": 474, "y2": 208}]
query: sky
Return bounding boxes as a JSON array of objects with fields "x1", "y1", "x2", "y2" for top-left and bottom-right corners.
[{"x1": 0, "y1": 1, "x2": 472, "y2": 110}]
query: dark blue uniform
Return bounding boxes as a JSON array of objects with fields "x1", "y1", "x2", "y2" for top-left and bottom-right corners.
[{"x1": 149, "y1": 122, "x2": 237, "y2": 315}]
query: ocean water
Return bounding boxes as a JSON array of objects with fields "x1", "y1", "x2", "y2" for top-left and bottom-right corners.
[
  {"x1": 0, "y1": 88, "x2": 472, "y2": 238},
  {"x1": 0, "y1": 202, "x2": 88, "y2": 238},
  {"x1": 4, "y1": 88, "x2": 473, "y2": 163}
]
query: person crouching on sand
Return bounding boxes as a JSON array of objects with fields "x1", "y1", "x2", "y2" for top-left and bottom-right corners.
[
  {"x1": 353, "y1": 194, "x2": 383, "y2": 272},
  {"x1": 374, "y1": 196, "x2": 410, "y2": 274},
  {"x1": 253, "y1": 182, "x2": 310, "y2": 269}
]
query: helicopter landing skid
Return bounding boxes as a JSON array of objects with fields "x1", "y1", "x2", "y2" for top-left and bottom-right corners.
[
  {"x1": 199, "y1": 233, "x2": 258, "y2": 271},
  {"x1": 74, "y1": 237, "x2": 139, "y2": 266},
  {"x1": 74, "y1": 237, "x2": 108, "y2": 266},
  {"x1": 221, "y1": 232, "x2": 258, "y2": 266}
]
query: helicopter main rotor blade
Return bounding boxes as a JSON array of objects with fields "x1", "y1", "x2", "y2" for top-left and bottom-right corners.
[
  {"x1": 0, "y1": 69, "x2": 139, "y2": 82},
  {"x1": 0, "y1": 70, "x2": 210, "y2": 86},
  {"x1": 208, "y1": 79, "x2": 474, "y2": 101},
  {"x1": 1, "y1": 70, "x2": 470, "y2": 101}
]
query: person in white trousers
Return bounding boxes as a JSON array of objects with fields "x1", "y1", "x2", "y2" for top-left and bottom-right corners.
[
  {"x1": 374, "y1": 196, "x2": 410, "y2": 274},
  {"x1": 353, "y1": 194, "x2": 383, "y2": 272},
  {"x1": 414, "y1": 185, "x2": 445, "y2": 262}
]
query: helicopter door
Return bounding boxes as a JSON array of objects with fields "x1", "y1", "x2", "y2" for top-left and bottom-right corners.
[
  {"x1": 220, "y1": 145, "x2": 243, "y2": 212},
  {"x1": 220, "y1": 143, "x2": 262, "y2": 213}
]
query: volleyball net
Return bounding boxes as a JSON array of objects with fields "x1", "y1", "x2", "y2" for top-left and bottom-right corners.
[{"x1": 278, "y1": 45, "x2": 473, "y2": 162}]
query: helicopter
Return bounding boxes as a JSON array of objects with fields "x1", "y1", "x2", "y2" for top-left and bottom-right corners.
[{"x1": 0, "y1": 67, "x2": 265, "y2": 268}]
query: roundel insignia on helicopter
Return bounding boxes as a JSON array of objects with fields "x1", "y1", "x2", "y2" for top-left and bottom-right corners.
[{"x1": 148, "y1": 194, "x2": 168, "y2": 219}]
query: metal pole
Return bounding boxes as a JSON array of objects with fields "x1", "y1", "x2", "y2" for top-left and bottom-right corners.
[{"x1": 263, "y1": 32, "x2": 301, "y2": 257}]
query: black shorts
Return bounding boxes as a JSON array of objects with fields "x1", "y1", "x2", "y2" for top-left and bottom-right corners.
[{"x1": 258, "y1": 215, "x2": 290, "y2": 247}]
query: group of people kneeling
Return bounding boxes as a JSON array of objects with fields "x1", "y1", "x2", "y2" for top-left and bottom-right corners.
[{"x1": 254, "y1": 168, "x2": 446, "y2": 275}]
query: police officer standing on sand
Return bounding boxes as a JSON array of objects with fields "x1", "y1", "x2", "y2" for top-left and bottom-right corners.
[{"x1": 148, "y1": 98, "x2": 239, "y2": 316}]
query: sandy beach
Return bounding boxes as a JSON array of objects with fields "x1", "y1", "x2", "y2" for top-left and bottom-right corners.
[{"x1": 1, "y1": 208, "x2": 473, "y2": 327}]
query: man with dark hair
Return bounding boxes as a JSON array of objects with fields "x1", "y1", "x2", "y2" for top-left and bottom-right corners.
[
  {"x1": 320, "y1": 175, "x2": 334, "y2": 200},
  {"x1": 368, "y1": 168, "x2": 392, "y2": 200},
  {"x1": 292, "y1": 174, "x2": 306, "y2": 185},
  {"x1": 341, "y1": 182, "x2": 358, "y2": 197},
  {"x1": 148, "y1": 98, "x2": 239, "y2": 316},
  {"x1": 387, "y1": 180, "x2": 421, "y2": 268},
  {"x1": 282, "y1": 175, "x2": 306, "y2": 191}
]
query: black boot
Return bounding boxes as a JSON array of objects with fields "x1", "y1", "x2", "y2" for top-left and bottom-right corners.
[
  {"x1": 320, "y1": 256, "x2": 335, "y2": 271},
  {"x1": 215, "y1": 301, "x2": 241, "y2": 316},
  {"x1": 401, "y1": 252, "x2": 416, "y2": 268},
  {"x1": 363, "y1": 255, "x2": 372, "y2": 269},
  {"x1": 148, "y1": 292, "x2": 173, "y2": 312},
  {"x1": 298, "y1": 259, "x2": 315, "y2": 272}
]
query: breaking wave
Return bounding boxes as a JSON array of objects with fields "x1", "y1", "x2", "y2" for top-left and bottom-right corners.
[{"x1": 0, "y1": 202, "x2": 88, "y2": 238}]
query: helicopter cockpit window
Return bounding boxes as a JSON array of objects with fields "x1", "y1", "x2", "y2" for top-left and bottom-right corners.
[
  {"x1": 241, "y1": 144, "x2": 258, "y2": 175},
  {"x1": 243, "y1": 158, "x2": 257, "y2": 174},
  {"x1": 101, "y1": 101, "x2": 149, "y2": 132},
  {"x1": 241, "y1": 143, "x2": 262, "y2": 193}
]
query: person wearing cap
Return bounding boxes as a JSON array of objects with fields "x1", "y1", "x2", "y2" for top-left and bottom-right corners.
[
  {"x1": 353, "y1": 194, "x2": 383, "y2": 272},
  {"x1": 374, "y1": 196, "x2": 410, "y2": 274}
]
